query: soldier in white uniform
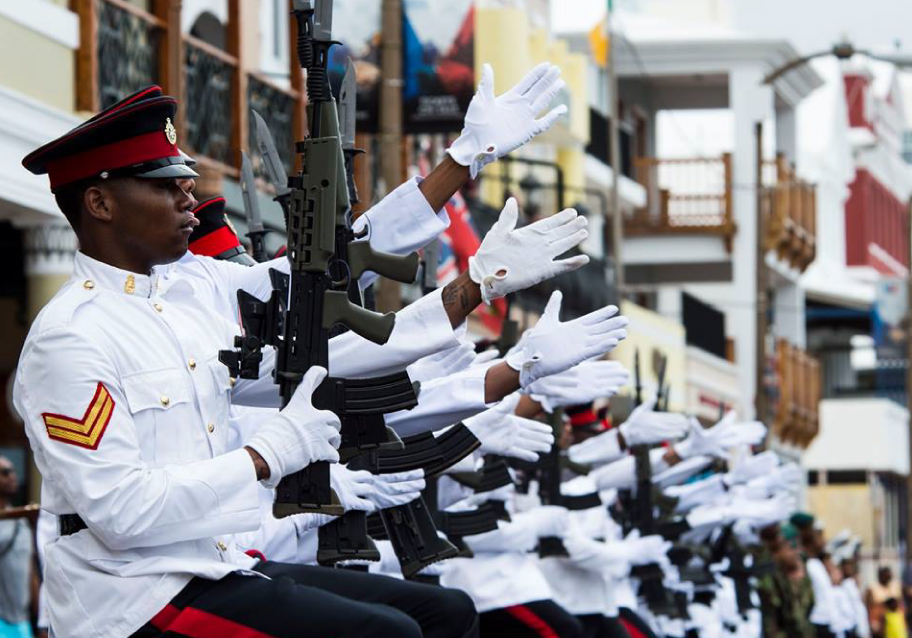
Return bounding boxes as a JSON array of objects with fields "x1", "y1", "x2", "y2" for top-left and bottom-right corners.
[{"x1": 18, "y1": 60, "x2": 619, "y2": 638}]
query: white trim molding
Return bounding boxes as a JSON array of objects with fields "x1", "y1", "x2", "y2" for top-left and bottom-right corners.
[
  {"x1": 0, "y1": 85, "x2": 82, "y2": 225},
  {"x1": 0, "y1": 1, "x2": 79, "y2": 50}
]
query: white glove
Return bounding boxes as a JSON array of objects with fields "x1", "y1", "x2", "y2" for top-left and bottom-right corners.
[
  {"x1": 743, "y1": 463, "x2": 801, "y2": 498},
  {"x1": 567, "y1": 429, "x2": 623, "y2": 465},
  {"x1": 469, "y1": 199, "x2": 589, "y2": 304},
  {"x1": 562, "y1": 534, "x2": 631, "y2": 578},
  {"x1": 621, "y1": 532, "x2": 673, "y2": 566},
  {"x1": 723, "y1": 494, "x2": 795, "y2": 529},
  {"x1": 247, "y1": 366, "x2": 341, "y2": 489},
  {"x1": 330, "y1": 465, "x2": 376, "y2": 513},
  {"x1": 407, "y1": 342, "x2": 477, "y2": 384},
  {"x1": 506, "y1": 291, "x2": 628, "y2": 387},
  {"x1": 673, "y1": 414, "x2": 766, "y2": 460},
  {"x1": 665, "y1": 474, "x2": 727, "y2": 512},
  {"x1": 565, "y1": 532, "x2": 670, "y2": 575},
  {"x1": 515, "y1": 505, "x2": 571, "y2": 538},
  {"x1": 447, "y1": 62, "x2": 567, "y2": 178},
  {"x1": 465, "y1": 518, "x2": 538, "y2": 553},
  {"x1": 527, "y1": 359, "x2": 629, "y2": 411},
  {"x1": 463, "y1": 395, "x2": 554, "y2": 462},
  {"x1": 330, "y1": 466, "x2": 426, "y2": 513},
  {"x1": 471, "y1": 349, "x2": 502, "y2": 367},
  {"x1": 723, "y1": 450, "x2": 780, "y2": 487},
  {"x1": 363, "y1": 469, "x2": 427, "y2": 510},
  {"x1": 618, "y1": 397, "x2": 690, "y2": 447}
]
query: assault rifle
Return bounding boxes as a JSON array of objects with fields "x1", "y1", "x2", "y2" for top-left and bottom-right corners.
[
  {"x1": 219, "y1": 0, "x2": 418, "y2": 527},
  {"x1": 509, "y1": 409, "x2": 603, "y2": 558},
  {"x1": 318, "y1": 50, "x2": 460, "y2": 568},
  {"x1": 712, "y1": 525, "x2": 772, "y2": 614},
  {"x1": 239, "y1": 151, "x2": 268, "y2": 263},
  {"x1": 623, "y1": 349, "x2": 678, "y2": 617}
]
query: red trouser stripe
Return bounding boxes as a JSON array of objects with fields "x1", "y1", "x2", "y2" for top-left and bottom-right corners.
[
  {"x1": 150, "y1": 603, "x2": 277, "y2": 638},
  {"x1": 504, "y1": 605, "x2": 559, "y2": 638},
  {"x1": 619, "y1": 617, "x2": 648, "y2": 638}
]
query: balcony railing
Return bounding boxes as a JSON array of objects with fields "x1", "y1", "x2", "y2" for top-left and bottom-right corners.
[
  {"x1": 771, "y1": 339, "x2": 821, "y2": 448},
  {"x1": 247, "y1": 73, "x2": 297, "y2": 177},
  {"x1": 76, "y1": 0, "x2": 303, "y2": 180},
  {"x1": 95, "y1": 0, "x2": 161, "y2": 110},
  {"x1": 627, "y1": 155, "x2": 736, "y2": 249},
  {"x1": 761, "y1": 155, "x2": 817, "y2": 273},
  {"x1": 183, "y1": 34, "x2": 235, "y2": 169}
]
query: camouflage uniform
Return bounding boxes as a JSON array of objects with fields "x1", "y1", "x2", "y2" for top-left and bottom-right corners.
[{"x1": 758, "y1": 565, "x2": 815, "y2": 638}]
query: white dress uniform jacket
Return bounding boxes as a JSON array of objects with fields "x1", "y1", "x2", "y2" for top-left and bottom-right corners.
[{"x1": 15, "y1": 253, "x2": 276, "y2": 638}]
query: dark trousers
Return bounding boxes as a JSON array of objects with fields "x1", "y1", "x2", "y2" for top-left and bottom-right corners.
[
  {"x1": 479, "y1": 600, "x2": 583, "y2": 638},
  {"x1": 814, "y1": 625, "x2": 836, "y2": 638},
  {"x1": 578, "y1": 614, "x2": 631, "y2": 638},
  {"x1": 130, "y1": 561, "x2": 478, "y2": 638},
  {"x1": 617, "y1": 608, "x2": 660, "y2": 638}
]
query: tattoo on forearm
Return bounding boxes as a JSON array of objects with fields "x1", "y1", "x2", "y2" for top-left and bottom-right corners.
[
  {"x1": 442, "y1": 272, "x2": 482, "y2": 328},
  {"x1": 442, "y1": 279, "x2": 471, "y2": 312}
]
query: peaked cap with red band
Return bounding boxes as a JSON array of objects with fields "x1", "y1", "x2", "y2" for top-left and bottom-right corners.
[
  {"x1": 22, "y1": 85, "x2": 198, "y2": 191},
  {"x1": 566, "y1": 403, "x2": 610, "y2": 432},
  {"x1": 188, "y1": 197, "x2": 255, "y2": 265}
]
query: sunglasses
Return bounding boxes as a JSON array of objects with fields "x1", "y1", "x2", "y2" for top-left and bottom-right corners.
[{"x1": 0, "y1": 468, "x2": 13, "y2": 476}]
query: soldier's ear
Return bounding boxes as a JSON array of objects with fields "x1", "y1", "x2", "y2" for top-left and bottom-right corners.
[{"x1": 84, "y1": 184, "x2": 114, "y2": 223}]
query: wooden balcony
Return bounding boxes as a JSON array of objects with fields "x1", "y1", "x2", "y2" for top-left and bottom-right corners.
[
  {"x1": 626, "y1": 155, "x2": 736, "y2": 250},
  {"x1": 761, "y1": 155, "x2": 817, "y2": 273},
  {"x1": 74, "y1": 0, "x2": 304, "y2": 181},
  {"x1": 772, "y1": 339, "x2": 821, "y2": 449}
]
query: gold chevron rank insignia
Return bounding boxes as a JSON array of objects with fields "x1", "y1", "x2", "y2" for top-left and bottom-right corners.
[{"x1": 42, "y1": 383, "x2": 115, "y2": 450}]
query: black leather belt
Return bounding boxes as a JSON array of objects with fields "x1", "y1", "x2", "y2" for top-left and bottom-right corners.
[{"x1": 59, "y1": 514, "x2": 88, "y2": 536}]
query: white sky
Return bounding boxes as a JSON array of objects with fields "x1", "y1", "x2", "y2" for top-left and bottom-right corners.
[
  {"x1": 551, "y1": 0, "x2": 912, "y2": 57},
  {"x1": 550, "y1": 0, "x2": 912, "y2": 158}
]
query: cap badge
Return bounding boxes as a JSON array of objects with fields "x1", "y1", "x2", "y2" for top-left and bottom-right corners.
[{"x1": 164, "y1": 117, "x2": 177, "y2": 145}]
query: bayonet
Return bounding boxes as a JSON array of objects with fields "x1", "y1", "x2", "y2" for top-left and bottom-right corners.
[
  {"x1": 251, "y1": 110, "x2": 291, "y2": 199},
  {"x1": 240, "y1": 151, "x2": 267, "y2": 263},
  {"x1": 339, "y1": 59, "x2": 357, "y2": 151}
]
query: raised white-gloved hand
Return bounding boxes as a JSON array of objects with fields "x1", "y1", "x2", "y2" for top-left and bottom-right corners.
[
  {"x1": 742, "y1": 463, "x2": 801, "y2": 499},
  {"x1": 469, "y1": 199, "x2": 589, "y2": 304},
  {"x1": 246, "y1": 366, "x2": 341, "y2": 489},
  {"x1": 506, "y1": 291, "x2": 628, "y2": 388},
  {"x1": 723, "y1": 494, "x2": 795, "y2": 529},
  {"x1": 618, "y1": 397, "x2": 690, "y2": 447},
  {"x1": 723, "y1": 450, "x2": 780, "y2": 487},
  {"x1": 526, "y1": 359, "x2": 630, "y2": 411},
  {"x1": 463, "y1": 394, "x2": 554, "y2": 462},
  {"x1": 673, "y1": 413, "x2": 766, "y2": 460},
  {"x1": 665, "y1": 474, "x2": 727, "y2": 513},
  {"x1": 407, "y1": 342, "x2": 477, "y2": 384},
  {"x1": 447, "y1": 62, "x2": 567, "y2": 178}
]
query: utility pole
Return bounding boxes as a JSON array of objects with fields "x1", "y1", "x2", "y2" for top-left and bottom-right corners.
[
  {"x1": 755, "y1": 121, "x2": 768, "y2": 426},
  {"x1": 906, "y1": 198, "x2": 912, "y2": 562},
  {"x1": 376, "y1": 0, "x2": 404, "y2": 312},
  {"x1": 607, "y1": 1, "x2": 624, "y2": 297}
]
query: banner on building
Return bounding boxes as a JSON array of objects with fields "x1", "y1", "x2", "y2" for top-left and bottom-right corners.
[
  {"x1": 329, "y1": 0, "x2": 382, "y2": 132},
  {"x1": 403, "y1": 0, "x2": 475, "y2": 133},
  {"x1": 873, "y1": 277, "x2": 909, "y2": 398},
  {"x1": 874, "y1": 277, "x2": 908, "y2": 362}
]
